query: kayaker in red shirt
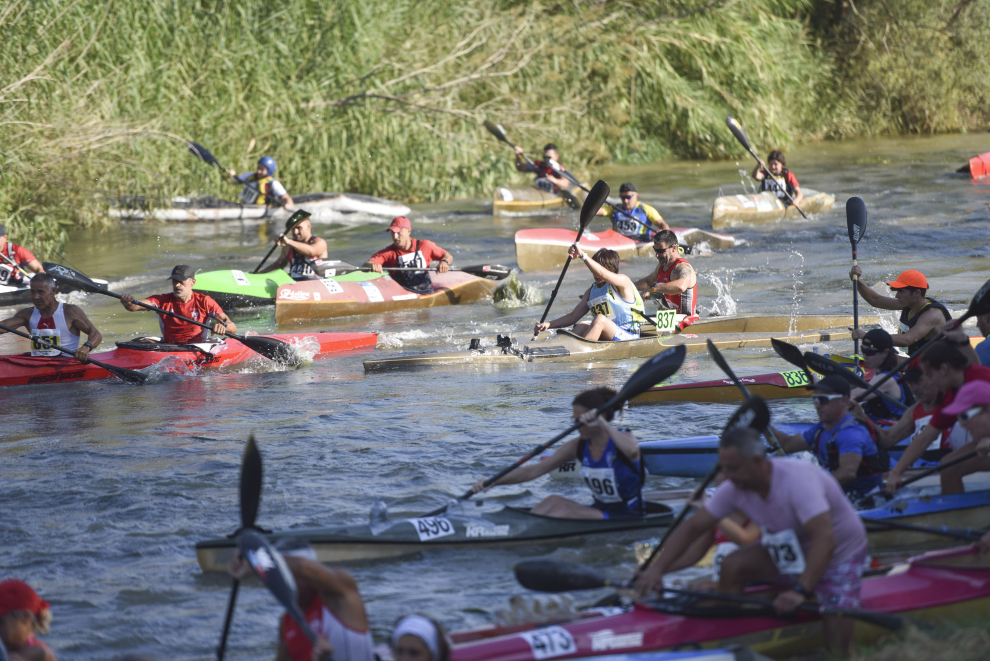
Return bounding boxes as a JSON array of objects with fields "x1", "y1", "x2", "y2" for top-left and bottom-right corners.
[
  {"x1": 514, "y1": 143, "x2": 571, "y2": 192},
  {"x1": 0, "y1": 223, "x2": 45, "y2": 288},
  {"x1": 362, "y1": 217, "x2": 453, "y2": 294},
  {"x1": 0, "y1": 273, "x2": 102, "y2": 362},
  {"x1": 0, "y1": 579, "x2": 56, "y2": 661},
  {"x1": 751, "y1": 150, "x2": 803, "y2": 207},
  {"x1": 634, "y1": 229, "x2": 699, "y2": 331},
  {"x1": 119, "y1": 265, "x2": 236, "y2": 344},
  {"x1": 259, "y1": 216, "x2": 330, "y2": 281}
]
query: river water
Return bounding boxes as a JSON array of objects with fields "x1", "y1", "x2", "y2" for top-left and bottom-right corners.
[{"x1": 1, "y1": 133, "x2": 988, "y2": 660}]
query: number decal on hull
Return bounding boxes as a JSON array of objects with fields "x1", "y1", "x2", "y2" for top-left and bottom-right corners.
[
  {"x1": 519, "y1": 626, "x2": 575, "y2": 660},
  {"x1": 781, "y1": 370, "x2": 810, "y2": 388},
  {"x1": 406, "y1": 517, "x2": 455, "y2": 541}
]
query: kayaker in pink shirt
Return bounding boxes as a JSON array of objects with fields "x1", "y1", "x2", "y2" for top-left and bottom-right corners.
[{"x1": 634, "y1": 426, "x2": 868, "y2": 657}]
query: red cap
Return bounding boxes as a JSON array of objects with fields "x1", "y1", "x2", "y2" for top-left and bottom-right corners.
[
  {"x1": 386, "y1": 216, "x2": 411, "y2": 232},
  {"x1": 942, "y1": 380, "x2": 990, "y2": 415},
  {"x1": 0, "y1": 580, "x2": 50, "y2": 619},
  {"x1": 887, "y1": 270, "x2": 928, "y2": 289}
]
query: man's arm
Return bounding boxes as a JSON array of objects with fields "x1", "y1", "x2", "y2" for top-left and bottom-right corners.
[
  {"x1": 651, "y1": 262, "x2": 694, "y2": 296},
  {"x1": 119, "y1": 295, "x2": 156, "y2": 312},
  {"x1": 848, "y1": 267, "x2": 901, "y2": 310},
  {"x1": 642, "y1": 204, "x2": 669, "y2": 231},
  {"x1": 259, "y1": 248, "x2": 290, "y2": 274},
  {"x1": 209, "y1": 309, "x2": 236, "y2": 336},
  {"x1": 769, "y1": 426, "x2": 812, "y2": 454},
  {"x1": 634, "y1": 508, "x2": 719, "y2": 596},
  {"x1": 0, "y1": 308, "x2": 32, "y2": 332},
  {"x1": 432, "y1": 246, "x2": 453, "y2": 273},
  {"x1": 65, "y1": 305, "x2": 102, "y2": 361},
  {"x1": 832, "y1": 452, "x2": 862, "y2": 485},
  {"x1": 890, "y1": 307, "x2": 949, "y2": 349},
  {"x1": 282, "y1": 237, "x2": 327, "y2": 258},
  {"x1": 286, "y1": 557, "x2": 368, "y2": 631},
  {"x1": 634, "y1": 265, "x2": 660, "y2": 294},
  {"x1": 362, "y1": 248, "x2": 390, "y2": 273},
  {"x1": 885, "y1": 424, "x2": 940, "y2": 491},
  {"x1": 780, "y1": 512, "x2": 834, "y2": 609},
  {"x1": 850, "y1": 402, "x2": 915, "y2": 448}
]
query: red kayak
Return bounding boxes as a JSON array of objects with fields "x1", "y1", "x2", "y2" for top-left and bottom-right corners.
[
  {"x1": 0, "y1": 332, "x2": 377, "y2": 387},
  {"x1": 449, "y1": 547, "x2": 990, "y2": 660},
  {"x1": 960, "y1": 152, "x2": 990, "y2": 179}
]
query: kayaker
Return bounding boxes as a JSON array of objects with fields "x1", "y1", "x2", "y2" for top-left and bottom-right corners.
[
  {"x1": 533, "y1": 246, "x2": 646, "y2": 341},
  {"x1": 885, "y1": 328, "x2": 989, "y2": 494},
  {"x1": 751, "y1": 150, "x2": 803, "y2": 207},
  {"x1": 363, "y1": 217, "x2": 453, "y2": 294},
  {"x1": 595, "y1": 183, "x2": 669, "y2": 240},
  {"x1": 0, "y1": 224, "x2": 45, "y2": 288},
  {"x1": 770, "y1": 375, "x2": 889, "y2": 498},
  {"x1": 514, "y1": 143, "x2": 571, "y2": 193},
  {"x1": 0, "y1": 579, "x2": 56, "y2": 661},
  {"x1": 849, "y1": 329, "x2": 912, "y2": 422},
  {"x1": 390, "y1": 615, "x2": 449, "y2": 661},
  {"x1": 634, "y1": 425, "x2": 869, "y2": 657},
  {"x1": 470, "y1": 387, "x2": 645, "y2": 519},
  {"x1": 634, "y1": 230, "x2": 699, "y2": 331},
  {"x1": 258, "y1": 216, "x2": 329, "y2": 281},
  {"x1": 0, "y1": 274, "x2": 102, "y2": 362},
  {"x1": 119, "y1": 265, "x2": 236, "y2": 344},
  {"x1": 931, "y1": 379, "x2": 990, "y2": 494},
  {"x1": 228, "y1": 538, "x2": 373, "y2": 661},
  {"x1": 976, "y1": 312, "x2": 990, "y2": 366},
  {"x1": 847, "y1": 268, "x2": 951, "y2": 355},
  {"x1": 227, "y1": 156, "x2": 294, "y2": 208}
]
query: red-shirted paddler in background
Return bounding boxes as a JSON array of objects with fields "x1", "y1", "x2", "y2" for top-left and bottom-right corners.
[
  {"x1": 0, "y1": 223, "x2": 45, "y2": 288},
  {"x1": 119, "y1": 264, "x2": 236, "y2": 343},
  {"x1": 362, "y1": 217, "x2": 453, "y2": 294}
]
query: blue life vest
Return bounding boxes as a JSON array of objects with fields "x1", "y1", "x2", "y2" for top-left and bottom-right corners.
[
  {"x1": 611, "y1": 204, "x2": 652, "y2": 239},
  {"x1": 862, "y1": 371, "x2": 913, "y2": 422},
  {"x1": 577, "y1": 437, "x2": 644, "y2": 513},
  {"x1": 588, "y1": 282, "x2": 646, "y2": 334}
]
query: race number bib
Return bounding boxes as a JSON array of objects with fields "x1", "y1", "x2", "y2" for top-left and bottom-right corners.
[
  {"x1": 518, "y1": 627, "x2": 575, "y2": 660},
  {"x1": 780, "y1": 370, "x2": 810, "y2": 388},
  {"x1": 588, "y1": 293, "x2": 614, "y2": 319},
  {"x1": 0, "y1": 263, "x2": 15, "y2": 286},
  {"x1": 711, "y1": 541, "x2": 739, "y2": 581},
  {"x1": 238, "y1": 185, "x2": 260, "y2": 204},
  {"x1": 761, "y1": 529, "x2": 806, "y2": 574},
  {"x1": 580, "y1": 465, "x2": 622, "y2": 503},
  {"x1": 406, "y1": 517, "x2": 455, "y2": 541},
  {"x1": 31, "y1": 328, "x2": 61, "y2": 357}
]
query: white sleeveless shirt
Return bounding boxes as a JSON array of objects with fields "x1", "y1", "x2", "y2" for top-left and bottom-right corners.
[{"x1": 29, "y1": 302, "x2": 79, "y2": 356}]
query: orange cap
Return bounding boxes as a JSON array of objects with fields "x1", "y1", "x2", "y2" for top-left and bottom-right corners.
[{"x1": 887, "y1": 270, "x2": 928, "y2": 290}]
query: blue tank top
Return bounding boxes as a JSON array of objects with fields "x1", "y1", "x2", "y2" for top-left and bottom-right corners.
[
  {"x1": 611, "y1": 205, "x2": 651, "y2": 239},
  {"x1": 862, "y1": 371, "x2": 911, "y2": 422},
  {"x1": 578, "y1": 437, "x2": 644, "y2": 512},
  {"x1": 587, "y1": 282, "x2": 646, "y2": 334}
]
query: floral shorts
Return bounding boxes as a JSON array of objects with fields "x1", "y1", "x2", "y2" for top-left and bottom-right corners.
[{"x1": 789, "y1": 545, "x2": 867, "y2": 610}]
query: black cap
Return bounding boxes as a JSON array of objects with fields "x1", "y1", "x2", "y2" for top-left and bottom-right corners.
[
  {"x1": 811, "y1": 375, "x2": 851, "y2": 397},
  {"x1": 167, "y1": 265, "x2": 197, "y2": 282},
  {"x1": 863, "y1": 328, "x2": 894, "y2": 352},
  {"x1": 0, "y1": 224, "x2": 6, "y2": 236},
  {"x1": 619, "y1": 182, "x2": 637, "y2": 194}
]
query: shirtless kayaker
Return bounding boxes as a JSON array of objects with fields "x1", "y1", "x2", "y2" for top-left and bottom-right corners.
[
  {"x1": 634, "y1": 229, "x2": 699, "y2": 331},
  {"x1": 848, "y1": 268, "x2": 950, "y2": 355},
  {"x1": 228, "y1": 156, "x2": 294, "y2": 208},
  {"x1": 258, "y1": 216, "x2": 329, "y2": 281},
  {"x1": 634, "y1": 425, "x2": 868, "y2": 657},
  {"x1": 0, "y1": 224, "x2": 45, "y2": 288},
  {"x1": 471, "y1": 387, "x2": 645, "y2": 520},
  {"x1": 534, "y1": 246, "x2": 646, "y2": 341},
  {"x1": 229, "y1": 538, "x2": 373, "y2": 661},
  {"x1": 514, "y1": 143, "x2": 570, "y2": 193},
  {"x1": 363, "y1": 217, "x2": 453, "y2": 294},
  {"x1": 0, "y1": 274, "x2": 101, "y2": 362},
  {"x1": 595, "y1": 183, "x2": 668, "y2": 240},
  {"x1": 119, "y1": 265, "x2": 236, "y2": 343}
]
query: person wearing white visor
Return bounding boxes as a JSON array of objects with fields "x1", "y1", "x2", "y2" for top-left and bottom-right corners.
[{"x1": 390, "y1": 614, "x2": 449, "y2": 661}]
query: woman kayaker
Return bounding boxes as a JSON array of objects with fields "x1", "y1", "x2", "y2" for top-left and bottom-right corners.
[
  {"x1": 751, "y1": 150, "x2": 803, "y2": 207},
  {"x1": 850, "y1": 329, "x2": 912, "y2": 422},
  {"x1": 0, "y1": 579, "x2": 56, "y2": 661},
  {"x1": 534, "y1": 246, "x2": 646, "y2": 342},
  {"x1": 471, "y1": 387, "x2": 645, "y2": 520},
  {"x1": 390, "y1": 615, "x2": 449, "y2": 661}
]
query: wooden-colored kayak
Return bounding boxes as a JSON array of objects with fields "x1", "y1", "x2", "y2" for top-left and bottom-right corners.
[
  {"x1": 711, "y1": 189, "x2": 835, "y2": 229},
  {"x1": 515, "y1": 228, "x2": 736, "y2": 272},
  {"x1": 274, "y1": 271, "x2": 499, "y2": 324},
  {"x1": 493, "y1": 181, "x2": 587, "y2": 215},
  {"x1": 195, "y1": 501, "x2": 674, "y2": 571}
]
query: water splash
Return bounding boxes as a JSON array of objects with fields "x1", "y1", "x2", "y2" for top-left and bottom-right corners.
[
  {"x1": 369, "y1": 499, "x2": 390, "y2": 535},
  {"x1": 493, "y1": 271, "x2": 544, "y2": 309},
  {"x1": 738, "y1": 168, "x2": 757, "y2": 194},
  {"x1": 786, "y1": 250, "x2": 805, "y2": 333},
  {"x1": 377, "y1": 329, "x2": 432, "y2": 348},
  {"x1": 702, "y1": 272, "x2": 737, "y2": 317}
]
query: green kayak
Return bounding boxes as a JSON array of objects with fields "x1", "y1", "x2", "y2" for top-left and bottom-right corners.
[{"x1": 194, "y1": 261, "x2": 379, "y2": 309}]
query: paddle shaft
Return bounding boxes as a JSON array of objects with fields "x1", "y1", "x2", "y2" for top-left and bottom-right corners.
[
  {"x1": 638, "y1": 463, "x2": 720, "y2": 571},
  {"x1": 533, "y1": 224, "x2": 592, "y2": 340},
  {"x1": 0, "y1": 250, "x2": 32, "y2": 278},
  {"x1": 851, "y1": 248, "x2": 862, "y2": 376},
  {"x1": 803, "y1": 353, "x2": 908, "y2": 412},
  {"x1": 899, "y1": 450, "x2": 977, "y2": 487},
  {"x1": 115, "y1": 291, "x2": 252, "y2": 342},
  {"x1": 0, "y1": 321, "x2": 145, "y2": 383},
  {"x1": 252, "y1": 212, "x2": 312, "y2": 273},
  {"x1": 861, "y1": 516, "x2": 984, "y2": 541},
  {"x1": 216, "y1": 581, "x2": 239, "y2": 660},
  {"x1": 750, "y1": 153, "x2": 807, "y2": 219}
]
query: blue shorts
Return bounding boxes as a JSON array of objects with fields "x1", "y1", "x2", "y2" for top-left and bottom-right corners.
[{"x1": 612, "y1": 326, "x2": 640, "y2": 342}]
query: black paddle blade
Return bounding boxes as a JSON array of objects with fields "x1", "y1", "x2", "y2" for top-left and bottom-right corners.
[
  {"x1": 187, "y1": 141, "x2": 219, "y2": 167},
  {"x1": 725, "y1": 115, "x2": 753, "y2": 152},
  {"x1": 724, "y1": 396, "x2": 770, "y2": 435},
  {"x1": 237, "y1": 335, "x2": 299, "y2": 365},
  {"x1": 966, "y1": 277, "x2": 990, "y2": 319},
  {"x1": 846, "y1": 197, "x2": 867, "y2": 247},
  {"x1": 803, "y1": 352, "x2": 869, "y2": 389},
  {"x1": 100, "y1": 361, "x2": 148, "y2": 385},
  {"x1": 285, "y1": 209, "x2": 312, "y2": 228},
  {"x1": 514, "y1": 560, "x2": 611, "y2": 593},
  {"x1": 483, "y1": 119, "x2": 509, "y2": 143},
  {"x1": 706, "y1": 339, "x2": 739, "y2": 384},
  {"x1": 607, "y1": 345, "x2": 686, "y2": 412},
  {"x1": 771, "y1": 338, "x2": 813, "y2": 383},
  {"x1": 579, "y1": 180, "x2": 610, "y2": 233},
  {"x1": 461, "y1": 264, "x2": 513, "y2": 280},
  {"x1": 43, "y1": 263, "x2": 108, "y2": 294},
  {"x1": 240, "y1": 436, "x2": 262, "y2": 530}
]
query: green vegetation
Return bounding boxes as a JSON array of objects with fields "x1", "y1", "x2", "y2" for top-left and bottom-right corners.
[{"x1": 1, "y1": 0, "x2": 988, "y2": 254}]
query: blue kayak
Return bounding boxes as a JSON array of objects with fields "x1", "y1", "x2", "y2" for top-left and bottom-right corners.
[{"x1": 859, "y1": 488, "x2": 990, "y2": 551}]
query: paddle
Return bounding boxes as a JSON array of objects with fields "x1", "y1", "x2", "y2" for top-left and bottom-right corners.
[
  {"x1": 770, "y1": 338, "x2": 814, "y2": 383},
  {"x1": 532, "y1": 180, "x2": 610, "y2": 340},
  {"x1": 0, "y1": 322, "x2": 148, "y2": 385},
  {"x1": 725, "y1": 115, "x2": 807, "y2": 219},
  {"x1": 423, "y1": 345, "x2": 687, "y2": 517},
  {"x1": 239, "y1": 531, "x2": 333, "y2": 661},
  {"x1": 188, "y1": 141, "x2": 285, "y2": 207},
  {"x1": 803, "y1": 352, "x2": 907, "y2": 412},
  {"x1": 862, "y1": 516, "x2": 985, "y2": 542},
  {"x1": 43, "y1": 263, "x2": 299, "y2": 365},
  {"x1": 856, "y1": 276, "x2": 990, "y2": 403},
  {"x1": 706, "y1": 339, "x2": 785, "y2": 455},
  {"x1": 362, "y1": 264, "x2": 513, "y2": 281},
  {"x1": 898, "y1": 450, "x2": 978, "y2": 488},
  {"x1": 847, "y1": 197, "x2": 868, "y2": 376},
  {"x1": 0, "y1": 249, "x2": 32, "y2": 279},
  {"x1": 217, "y1": 436, "x2": 263, "y2": 661},
  {"x1": 252, "y1": 210, "x2": 313, "y2": 274},
  {"x1": 636, "y1": 396, "x2": 771, "y2": 571}
]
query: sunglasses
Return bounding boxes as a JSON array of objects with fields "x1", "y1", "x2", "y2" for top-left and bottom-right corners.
[
  {"x1": 620, "y1": 194, "x2": 635, "y2": 200},
  {"x1": 653, "y1": 245, "x2": 674, "y2": 254},
  {"x1": 957, "y1": 406, "x2": 986, "y2": 423},
  {"x1": 812, "y1": 394, "x2": 844, "y2": 406},
  {"x1": 861, "y1": 346, "x2": 879, "y2": 356}
]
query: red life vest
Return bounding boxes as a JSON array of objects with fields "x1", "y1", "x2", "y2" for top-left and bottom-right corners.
[{"x1": 655, "y1": 257, "x2": 698, "y2": 330}]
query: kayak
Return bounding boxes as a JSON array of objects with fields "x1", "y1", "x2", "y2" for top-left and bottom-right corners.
[
  {"x1": 108, "y1": 192, "x2": 411, "y2": 222},
  {"x1": 958, "y1": 152, "x2": 990, "y2": 179},
  {"x1": 0, "y1": 332, "x2": 377, "y2": 388},
  {"x1": 192, "y1": 262, "x2": 378, "y2": 310},
  {"x1": 860, "y1": 488, "x2": 990, "y2": 551},
  {"x1": 195, "y1": 501, "x2": 674, "y2": 572},
  {"x1": 0, "y1": 274, "x2": 110, "y2": 308},
  {"x1": 364, "y1": 326, "x2": 862, "y2": 372},
  {"x1": 493, "y1": 182, "x2": 588, "y2": 215},
  {"x1": 711, "y1": 190, "x2": 835, "y2": 230},
  {"x1": 515, "y1": 229, "x2": 736, "y2": 272},
  {"x1": 448, "y1": 546, "x2": 990, "y2": 660},
  {"x1": 274, "y1": 271, "x2": 499, "y2": 324}
]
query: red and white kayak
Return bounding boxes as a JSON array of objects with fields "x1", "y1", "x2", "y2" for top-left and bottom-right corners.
[
  {"x1": 960, "y1": 152, "x2": 990, "y2": 179},
  {"x1": 514, "y1": 228, "x2": 735, "y2": 272},
  {"x1": 449, "y1": 547, "x2": 990, "y2": 661},
  {"x1": 0, "y1": 332, "x2": 377, "y2": 388}
]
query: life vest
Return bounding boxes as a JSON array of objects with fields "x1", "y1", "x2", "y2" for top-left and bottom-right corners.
[
  {"x1": 760, "y1": 168, "x2": 797, "y2": 202},
  {"x1": 899, "y1": 298, "x2": 951, "y2": 355},
  {"x1": 813, "y1": 415, "x2": 889, "y2": 480},
  {"x1": 29, "y1": 303, "x2": 79, "y2": 356},
  {"x1": 654, "y1": 257, "x2": 698, "y2": 330},
  {"x1": 587, "y1": 282, "x2": 646, "y2": 334},
  {"x1": 611, "y1": 204, "x2": 652, "y2": 239},
  {"x1": 576, "y1": 437, "x2": 644, "y2": 514},
  {"x1": 280, "y1": 593, "x2": 374, "y2": 661},
  {"x1": 862, "y1": 371, "x2": 914, "y2": 422},
  {"x1": 286, "y1": 238, "x2": 326, "y2": 281},
  {"x1": 391, "y1": 239, "x2": 433, "y2": 294},
  {"x1": 238, "y1": 175, "x2": 274, "y2": 205}
]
